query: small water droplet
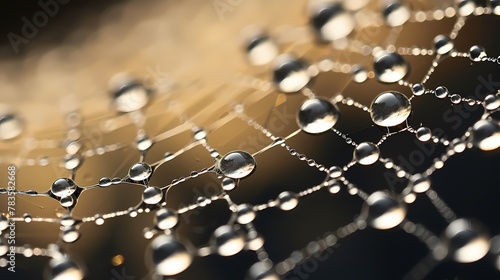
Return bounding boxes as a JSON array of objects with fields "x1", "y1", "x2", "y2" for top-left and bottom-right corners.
[
  {"x1": 373, "y1": 52, "x2": 409, "y2": 83},
  {"x1": 310, "y1": 3, "x2": 354, "y2": 41},
  {"x1": 383, "y1": 2, "x2": 411, "y2": 27},
  {"x1": 51, "y1": 178, "x2": 77, "y2": 198},
  {"x1": 246, "y1": 34, "x2": 279, "y2": 66},
  {"x1": 0, "y1": 113, "x2": 23, "y2": 140},
  {"x1": 278, "y1": 191, "x2": 299, "y2": 211},
  {"x1": 297, "y1": 97, "x2": 341, "y2": 134},
  {"x1": 471, "y1": 119, "x2": 500, "y2": 151},
  {"x1": 150, "y1": 235, "x2": 192, "y2": 276},
  {"x1": 214, "y1": 225, "x2": 245, "y2": 256},
  {"x1": 273, "y1": 54, "x2": 310, "y2": 93},
  {"x1": 129, "y1": 162, "x2": 152, "y2": 181},
  {"x1": 236, "y1": 204, "x2": 256, "y2": 224},
  {"x1": 362, "y1": 191, "x2": 406, "y2": 230},
  {"x1": 435, "y1": 86, "x2": 449, "y2": 99},
  {"x1": 354, "y1": 142, "x2": 380, "y2": 165},
  {"x1": 217, "y1": 151, "x2": 256, "y2": 179},
  {"x1": 433, "y1": 35, "x2": 454, "y2": 55},
  {"x1": 155, "y1": 208, "x2": 178, "y2": 230},
  {"x1": 222, "y1": 177, "x2": 236, "y2": 191},
  {"x1": 370, "y1": 91, "x2": 411, "y2": 127},
  {"x1": 143, "y1": 187, "x2": 163, "y2": 205},
  {"x1": 98, "y1": 177, "x2": 112, "y2": 187},
  {"x1": 60, "y1": 226, "x2": 80, "y2": 243},
  {"x1": 109, "y1": 74, "x2": 150, "y2": 113},
  {"x1": 412, "y1": 83, "x2": 425, "y2": 96},
  {"x1": 416, "y1": 127, "x2": 432, "y2": 142}
]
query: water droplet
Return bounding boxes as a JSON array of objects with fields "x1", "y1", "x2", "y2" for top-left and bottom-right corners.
[
  {"x1": 129, "y1": 162, "x2": 152, "y2": 181},
  {"x1": 150, "y1": 234, "x2": 192, "y2": 276},
  {"x1": 490, "y1": 235, "x2": 500, "y2": 270},
  {"x1": 450, "y1": 94, "x2": 461, "y2": 104},
  {"x1": 273, "y1": 54, "x2": 310, "y2": 93},
  {"x1": 23, "y1": 213, "x2": 32, "y2": 223},
  {"x1": 25, "y1": 189, "x2": 38, "y2": 196},
  {"x1": 412, "y1": 83, "x2": 425, "y2": 96},
  {"x1": 484, "y1": 94, "x2": 500, "y2": 110},
  {"x1": 416, "y1": 127, "x2": 432, "y2": 142},
  {"x1": 471, "y1": 119, "x2": 500, "y2": 151},
  {"x1": 373, "y1": 51, "x2": 409, "y2": 83},
  {"x1": 210, "y1": 149, "x2": 220, "y2": 158},
  {"x1": 354, "y1": 142, "x2": 380, "y2": 166},
  {"x1": 383, "y1": 2, "x2": 411, "y2": 27},
  {"x1": 328, "y1": 180, "x2": 341, "y2": 194},
  {"x1": 98, "y1": 177, "x2": 112, "y2": 187},
  {"x1": 136, "y1": 135, "x2": 154, "y2": 151},
  {"x1": 457, "y1": 0, "x2": 476, "y2": 17},
  {"x1": 246, "y1": 34, "x2": 279, "y2": 66},
  {"x1": 328, "y1": 166, "x2": 343, "y2": 179},
  {"x1": 143, "y1": 187, "x2": 163, "y2": 205},
  {"x1": 95, "y1": 215, "x2": 105, "y2": 225},
  {"x1": 443, "y1": 218, "x2": 490, "y2": 263},
  {"x1": 343, "y1": 0, "x2": 369, "y2": 11},
  {"x1": 217, "y1": 151, "x2": 256, "y2": 179},
  {"x1": 65, "y1": 141, "x2": 82, "y2": 155},
  {"x1": 60, "y1": 215, "x2": 76, "y2": 227},
  {"x1": 409, "y1": 174, "x2": 431, "y2": 193},
  {"x1": 60, "y1": 226, "x2": 80, "y2": 243},
  {"x1": 47, "y1": 257, "x2": 84, "y2": 280},
  {"x1": 278, "y1": 191, "x2": 299, "y2": 211},
  {"x1": 246, "y1": 232, "x2": 265, "y2": 251},
  {"x1": 435, "y1": 86, "x2": 449, "y2": 99},
  {"x1": 352, "y1": 65, "x2": 368, "y2": 83},
  {"x1": 214, "y1": 225, "x2": 245, "y2": 256},
  {"x1": 247, "y1": 261, "x2": 280, "y2": 280},
  {"x1": 60, "y1": 196, "x2": 75, "y2": 208},
  {"x1": 111, "y1": 177, "x2": 122, "y2": 184},
  {"x1": 110, "y1": 74, "x2": 150, "y2": 113},
  {"x1": 310, "y1": 3, "x2": 355, "y2": 41},
  {"x1": 193, "y1": 128, "x2": 207, "y2": 141},
  {"x1": 0, "y1": 113, "x2": 23, "y2": 140},
  {"x1": 63, "y1": 154, "x2": 83, "y2": 170},
  {"x1": 51, "y1": 178, "x2": 77, "y2": 198},
  {"x1": 236, "y1": 204, "x2": 256, "y2": 224},
  {"x1": 433, "y1": 35, "x2": 454, "y2": 55},
  {"x1": 492, "y1": 0, "x2": 500, "y2": 15},
  {"x1": 362, "y1": 191, "x2": 406, "y2": 230},
  {"x1": 370, "y1": 91, "x2": 411, "y2": 127},
  {"x1": 297, "y1": 97, "x2": 340, "y2": 134},
  {"x1": 222, "y1": 177, "x2": 236, "y2": 191},
  {"x1": 196, "y1": 196, "x2": 211, "y2": 207},
  {"x1": 155, "y1": 208, "x2": 178, "y2": 230}
]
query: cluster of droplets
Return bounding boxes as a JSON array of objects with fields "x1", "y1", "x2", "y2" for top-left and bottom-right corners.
[{"x1": 2, "y1": 0, "x2": 500, "y2": 279}]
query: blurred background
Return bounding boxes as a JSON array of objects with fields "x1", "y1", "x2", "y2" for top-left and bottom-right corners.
[{"x1": 1, "y1": 0, "x2": 500, "y2": 279}]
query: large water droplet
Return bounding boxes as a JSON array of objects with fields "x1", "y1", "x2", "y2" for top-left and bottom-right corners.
[
  {"x1": 297, "y1": 97, "x2": 340, "y2": 134},
  {"x1": 278, "y1": 191, "x2": 299, "y2": 211},
  {"x1": 246, "y1": 34, "x2": 279, "y2": 66},
  {"x1": 310, "y1": 3, "x2": 354, "y2": 41},
  {"x1": 150, "y1": 235, "x2": 192, "y2": 276},
  {"x1": 143, "y1": 187, "x2": 163, "y2": 205},
  {"x1": 47, "y1": 257, "x2": 84, "y2": 280},
  {"x1": 60, "y1": 226, "x2": 80, "y2": 243},
  {"x1": 129, "y1": 162, "x2": 152, "y2": 181},
  {"x1": 457, "y1": 0, "x2": 476, "y2": 17},
  {"x1": 370, "y1": 91, "x2": 411, "y2": 127},
  {"x1": 471, "y1": 120, "x2": 500, "y2": 151},
  {"x1": 408, "y1": 174, "x2": 431, "y2": 193},
  {"x1": 0, "y1": 113, "x2": 23, "y2": 140},
  {"x1": 247, "y1": 261, "x2": 280, "y2": 280},
  {"x1": 109, "y1": 74, "x2": 150, "y2": 113},
  {"x1": 383, "y1": 2, "x2": 411, "y2": 27},
  {"x1": 434, "y1": 35, "x2": 454, "y2": 55},
  {"x1": 217, "y1": 151, "x2": 256, "y2": 179},
  {"x1": 354, "y1": 142, "x2": 380, "y2": 165},
  {"x1": 236, "y1": 204, "x2": 256, "y2": 224},
  {"x1": 155, "y1": 208, "x2": 178, "y2": 230},
  {"x1": 214, "y1": 225, "x2": 245, "y2": 256},
  {"x1": 273, "y1": 54, "x2": 310, "y2": 93},
  {"x1": 373, "y1": 51, "x2": 409, "y2": 83},
  {"x1": 51, "y1": 178, "x2": 77, "y2": 198},
  {"x1": 362, "y1": 191, "x2": 406, "y2": 230},
  {"x1": 443, "y1": 218, "x2": 490, "y2": 263}
]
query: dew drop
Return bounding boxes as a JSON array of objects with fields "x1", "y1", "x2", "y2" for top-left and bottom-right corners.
[
  {"x1": 443, "y1": 218, "x2": 490, "y2": 263},
  {"x1": 136, "y1": 135, "x2": 154, "y2": 151},
  {"x1": 433, "y1": 35, "x2": 454, "y2": 55},
  {"x1": 214, "y1": 225, "x2": 245, "y2": 256},
  {"x1": 247, "y1": 261, "x2": 280, "y2": 280},
  {"x1": 98, "y1": 177, "x2": 112, "y2": 187},
  {"x1": 483, "y1": 94, "x2": 500, "y2": 110},
  {"x1": 412, "y1": 83, "x2": 425, "y2": 96},
  {"x1": 457, "y1": 0, "x2": 476, "y2": 17},
  {"x1": 246, "y1": 34, "x2": 279, "y2": 66},
  {"x1": 416, "y1": 127, "x2": 432, "y2": 142},
  {"x1": 217, "y1": 151, "x2": 256, "y2": 179},
  {"x1": 354, "y1": 142, "x2": 380, "y2": 165},
  {"x1": 471, "y1": 120, "x2": 500, "y2": 151},
  {"x1": 435, "y1": 86, "x2": 449, "y2": 99},
  {"x1": 328, "y1": 166, "x2": 343, "y2": 179},
  {"x1": 143, "y1": 187, "x2": 163, "y2": 205},
  {"x1": 373, "y1": 51, "x2": 409, "y2": 83},
  {"x1": 60, "y1": 215, "x2": 77, "y2": 227},
  {"x1": 352, "y1": 65, "x2": 368, "y2": 83},
  {"x1": 278, "y1": 191, "x2": 299, "y2": 211},
  {"x1": 236, "y1": 204, "x2": 256, "y2": 224},
  {"x1": 109, "y1": 74, "x2": 150, "y2": 113},
  {"x1": 193, "y1": 128, "x2": 207, "y2": 141},
  {"x1": 273, "y1": 54, "x2": 310, "y2": 93},
  {"x1": 409, "y1": 174, "x2": 431, "y2": 193},
  {"x1": 129, "y1": 162, "x2": 152, "y2": 181},
  {"x1": 63, "y1": 154, "x2": 83, "y2": 170},
  {"x1": 51, "y1": 178, "x2": 77, "y2": 198},
  {"x1": 60, "y1": 226, "x2": 80, "y2": 243},
  {"x1": 23, "y1": 213, "x2": 32, "y2": 223},
  {"x1": 150, "y1": 235, "x2": 192, "y2": 276},
  {"x1": 47, "y1": 256, "x2": 84, "y2": 280},
  {"x1": 155, "y1": 208, "x2": 178, "y2": 230},
  {"x1": 221, "y1": 177, "x2": 236, "y2": 191},
  {"x1": 60, "y1": 196, "x2": 75, "y2": 208},
  {"x1": 310, "y1": 3, "x2": 355, "y2": 41},
  {"x1": 362, "y1": 191, "x2": 406, "y2": 230},
  {"x1": 297, "y1": 97, "x2": 340, "y2": 134},
  {"x1": 0, "y1": 113, "x2": 23, "y2": 140},
  {"x1": 370, "y1": 91, "x2": 411, "y2": 127},
  {"x1": 383, "y1": 2, "x2": 411, "y2": 27},
  {"x1": 450, "y1": 94, "x2": 461, "y2": 104}
]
